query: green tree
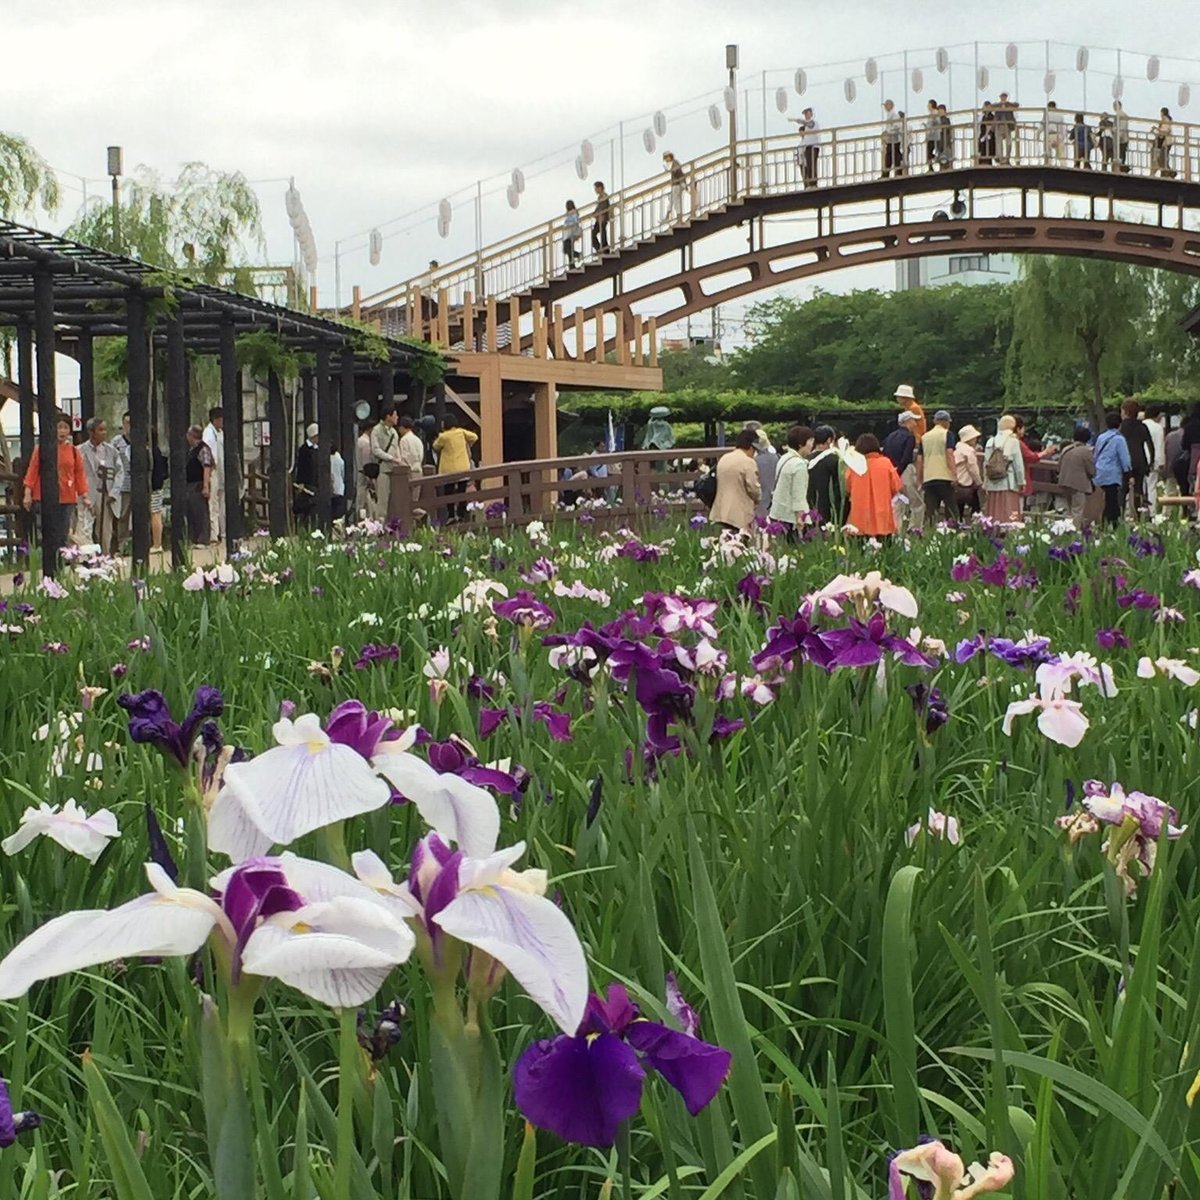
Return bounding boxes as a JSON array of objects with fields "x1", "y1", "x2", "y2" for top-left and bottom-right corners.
[
  {"x1": 0, "y1": 131, "x2": 59, "y2": 216},
  {"x1": 66, "y1": 161, "x2": 263, "y2": 283},
  {"x1": 1007, "y1": 255, "x2": 1149, "y2": 430}
]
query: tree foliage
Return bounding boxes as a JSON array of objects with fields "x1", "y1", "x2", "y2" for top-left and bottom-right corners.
[
  {"x1": 65, "y1": 162, "x2": 264, "y2": 283},
  {"x1": 0, "y1": 132, "x2": 59, "y2": 217}
]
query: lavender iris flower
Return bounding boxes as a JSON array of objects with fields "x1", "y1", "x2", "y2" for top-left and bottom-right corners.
[
  {"x1": 513, "y1": 982, "x2": 731, "y2": 1149},
  {"x1": 0, "y1": 1077, "x2": 41, "y2": 1148},
  {"x1": 1095, "y1": 627, "x2": 1129, "y2": 650},
  {"x1": 118, "y1": 686, "x2": 224, "y2": 767}
]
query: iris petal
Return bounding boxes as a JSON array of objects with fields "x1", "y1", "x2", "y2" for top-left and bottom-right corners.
[{"x1": 624, "y1": 1020, "x2": 732, "y2": 1115}]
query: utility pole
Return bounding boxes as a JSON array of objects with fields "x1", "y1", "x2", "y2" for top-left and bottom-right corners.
[
  {"x1": 727, "y1": 44, "x2": 739, "y2": 199},
  {"x1": 106, "y1": 146, "x2": 123, "y2": 253}
]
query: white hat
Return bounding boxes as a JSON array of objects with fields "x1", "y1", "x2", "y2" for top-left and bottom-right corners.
[
  {"x1": 958, "y1": 424, "x2": 982, "y2": 443},
  {"x1": 894, "y1": 384, "x2": 917, "y2": 400},
  {"x1": 306, "y1": 423, "x2": 319, "y2": 439},
  {"x1": 898, "y1": 411, "x2": 918, "y2": 425}
]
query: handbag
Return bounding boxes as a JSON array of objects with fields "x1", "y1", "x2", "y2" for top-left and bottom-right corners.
[{"x1": 362, "y1": 462, "x2": 380, "y2": 479}]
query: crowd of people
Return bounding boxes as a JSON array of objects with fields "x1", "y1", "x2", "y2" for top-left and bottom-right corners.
[{"x1": 700, "y1": 386, "x2": 1200, "y2": 539}]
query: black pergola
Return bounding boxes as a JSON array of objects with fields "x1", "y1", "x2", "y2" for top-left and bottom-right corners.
[{"x1": 0, "y1": 219, "x2": 441, "y2": 575}]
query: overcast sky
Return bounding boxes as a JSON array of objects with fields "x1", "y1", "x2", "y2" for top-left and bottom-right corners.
[{"x1": 6, "y1": 1, "x2": 1200, "y2": 324}]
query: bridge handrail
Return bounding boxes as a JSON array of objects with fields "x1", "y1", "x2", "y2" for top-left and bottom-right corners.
[{"x1": 358, "y1": 104, "x2": 1200, "y2": 316}]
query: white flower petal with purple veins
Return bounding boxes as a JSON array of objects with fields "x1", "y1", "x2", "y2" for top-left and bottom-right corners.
[
  {"x1": 350, "y1": 850, "x2": 423, "y2": 919},
  {"x1": 2, "y1": 800, "x2": 119, "y2": 864},
  {"x1": 215, "y1": 714, "x2": 392, "y2": 860},
  {"x1": 241, "y1": 895, "x2": 415, "y2": 1007},
  {"x1": 434, "y1": 878, "x2": 587, "y2": 1034},
  {"x1": 0, "y1": 863, "x2": 225, "y2": 1000},
  {"x1": 372, "y1": 752, "x2": 500, "y2": 859}
]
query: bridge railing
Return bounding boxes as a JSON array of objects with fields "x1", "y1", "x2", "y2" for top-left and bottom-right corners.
[{"x1": 358, "y1": 105, "x2": 1200, "y2": 320}]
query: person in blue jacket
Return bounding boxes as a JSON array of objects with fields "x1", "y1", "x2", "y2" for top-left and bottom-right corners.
[{"x1": 1093, "y1": 411, "x2": 1132, "y2": 526}]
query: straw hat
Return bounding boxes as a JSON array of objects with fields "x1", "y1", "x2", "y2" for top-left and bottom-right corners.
[{"x1": 894, "y1": 384, "x2": 917, "y2": 400}]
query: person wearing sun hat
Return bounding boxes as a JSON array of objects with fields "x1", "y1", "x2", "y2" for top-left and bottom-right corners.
[
  {"x1": 953, "y1": 423, "x2": 985, "y2": 514},
  {"x1": 893, "y1": 384, "x2": 926, "y2": 439}
]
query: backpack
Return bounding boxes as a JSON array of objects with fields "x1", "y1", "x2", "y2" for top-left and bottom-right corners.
[
  {"x1": 693, "y1": 472, "x2": 717, "y2": 509},
  {"x1": 984, "y1": 438, "x2": 1010, "y2": 482}
]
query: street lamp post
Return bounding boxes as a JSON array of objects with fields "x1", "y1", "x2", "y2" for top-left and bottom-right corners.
[
  {"x1": 106, "y1": 146, "x2": 123, "y2": 253},
  {"x1": 727, "y1": 44, "x2": 739, "y2": 199}
]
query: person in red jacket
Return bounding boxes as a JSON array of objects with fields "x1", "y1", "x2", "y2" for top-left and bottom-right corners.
[
  {"x1": 845, "y1": 433, "x2": 901, "y2": 537},
  {"x1": 23, "y1": 414, "x2": 88, "y2": 544}
]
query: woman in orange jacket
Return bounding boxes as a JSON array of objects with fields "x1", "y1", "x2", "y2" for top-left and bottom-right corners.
[
  {"x1": 22, "y1": 414, "x2": 89, "y2": 543},
  {"x1": 845, "y1": 433, "x2": 901, "y2": 536}
]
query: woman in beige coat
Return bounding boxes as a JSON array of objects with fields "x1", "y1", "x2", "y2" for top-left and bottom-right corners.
[{"x1": 708, "y1": 429, "x2": 762, "y2": 532}]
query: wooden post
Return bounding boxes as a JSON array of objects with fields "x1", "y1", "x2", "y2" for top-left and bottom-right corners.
[
  {"x1": 380, "y1": 361, "x2": 395, "y2": 414},
  {"x1": 575, "y1": 305, "x2": 586, "y2": 362},
  {"x1": 437, "y1": 288, "x2": 450, "y2": 347},
  {"x1": 462, "y1": 291, "x2": 474, "y2": 352},
  {"x1": 631, "y1": 315, "x2": 643, "y2": 366},
  {"x1": 166, "y1": 315, "x2": 189, "y2": 565},
  {"x1": 351, "y1": 286, "x2": 362, "y2": 320},
  {"x1": 33, "y1": 268, "x2": 61, "y2": 576},
  {"x1": 486, "y1": 297, "x2": 498, "y2": 352},
  {"x1": 266, "y1": 369, "x2": 288, "y2": 538},
  {"x1": 533, "y1": 383, "x2": 558, "y2": 461},
  {"x1": 616, "y1": 309, "x2": 629, "y2": 366},
  {"x1": 552, "y1": 303, "x2": 564, "y2": 358},
  {"x1": 532, "y1": 301, "x2": 547, "y2": 358},
  {"x1": 648, "y1": 316, "x2": 659, "y2": 367},
  {"x1": 340, "y1": 351, "x2": 356, "y2": 515},
  {"x1": 508, "y1": 297, "x2": 520, "y2": 355},
  {"x1": 77, "y1": 329, "x2": 95, "y2": 428},
  {"x1": 16, "y1": 321, "x2": 33, "y2": 462},
  {"x1": 593, "y1": 308, "x2": 604, "y2": 363},
  {"x1": 479, "y1": 359, "x2": 504, "y2": 466},
  {"x1": 390, "y1": 464, "x2": 414, "y2": 533},
  {"x1": 300, "y1": 367, "x2": 315, "y2": 426},
  {"x1": 126, "y1": 289, "x2": 151, "y2": 569},
  {"x1": 315, "y1": 343, "x2": 335, "y2": 530},
  {"x1": 219, "y1": 316, "x2": 242, "y2": 555}
]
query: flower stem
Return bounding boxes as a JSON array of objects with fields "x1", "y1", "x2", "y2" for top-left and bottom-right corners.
[
  {"x1": 335, "y1": 1005, "x2": 358, "y2": 1200},
  {"x1": 616, "y1": 1119, "x2": 633, "y2": 1200},
  {"x1": 319, "y1": 820, "x2": 352, "y2": 871}
]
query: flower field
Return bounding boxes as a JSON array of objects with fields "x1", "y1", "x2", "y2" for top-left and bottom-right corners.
[{"x1": 2, "y1": 512, "x2": 1200, "y2": 1200}]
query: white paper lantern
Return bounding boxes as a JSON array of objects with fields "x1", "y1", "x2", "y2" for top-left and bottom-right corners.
[
  {"x1": 437, "y1": 198, "x2": 452, "y2": 224},
  {"x1": 1005, "y1": 42, "x2": 1018, "y2": 69},
  {"x1": 865, "y1": 57, "x2": 878, "y2": 85},
  {"x1": 1180, "y1": 82, "x2": 1191, "y2": 108},
  {"x1": 575, "y1": 155, "x2": 588, "y2": 180},
  {"x1": 1044, "y1": 71, "x2": 1056, "y2": 95},
  {"x1": 511, "y1": 168, "x2": 526, "y2": 194},
  {"x1": 580, "y1": 139, "x2": 595, "y2": 165},
  {"x1": 1112, "y1": 75, "x2": 1124, "y2": 100},
  {"x1": 794, "y1": 69, "x2": 807, "y2": 95},
  {"x1": 708, "y1": 103, "x2": 722, "y2": 129},
  {"x1": 653, "y1": 110, "x2": 667, "y2": 137},
  {"x1": 284, "y1": 186, "x2": 302, "y2": 222},
  {"x1": 911, "y1": 68, "x2": 923, "y2": 95},
  {"x1": 844, "y1": 78, "x2": 856, "y2": 103},
  {"x1": 368, "y1": 228, "x2": 382, "y2": 267},
  {"x1": 642, "y1": 128, "x2": 656, "y2": 153},
  {"x1": 1076, "y1": 46, "x2": 1089, "y2": 72},
  {"x1": 977, "y1": 66, "x2": 989, "y2": 91},
  {"x1": 1147, "y1": 55, "x2": 1160, "y2": 81},
  {"x1": 723, "y1": 86, "x2": 737, "y2": 112},
  {"x1": 506, "y1": 185, "x2": 520, "y2": 209},
  {"x1": 936, "y1": 47, "x2": 949, "y2": 74},
  {"x1": 436, "y1": 216, "x2": 450, "y2": 239},
  {"x1": 775, "y1": 87, "x2": 788, "y2": 113}
]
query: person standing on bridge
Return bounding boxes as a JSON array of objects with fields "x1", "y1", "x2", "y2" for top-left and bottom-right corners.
[
  {"x1": 663, "y1": 153, "x2": 688, "y2": 221},
  {"x1": 881, "y1": 100, "x2": 904, "y2": 177},
  {"x1": 1113, "y1": 102, "x2": 1130, "y2": 173},
  {"x1": 924, "y1": 100, "x2": 940, "y2": 172},
  {"x1": 592, "y1": 181, "x2": 611, "y2": 254},
  {"x1": 1045, "y1": 102, "x2": 1067, "y2": 164},
  {"x1": 1153, "y1": 108, "x2": 1175, "y2": 177},
  {"x1": 790, "y1": 108, "x2": 821, "y2": 188},
  {"x1": 994, "y1": 93, "x2": 1018, "y2": 164},
  {"x1": 563, "y1": 201, "x2": 582, "y2": 269},
  {"x1": 978, "y1": 101, "x2": 996, "y2": 165},
  {"x1": 1071, "y1": 113, "x2": 1092, "y2": 169}
]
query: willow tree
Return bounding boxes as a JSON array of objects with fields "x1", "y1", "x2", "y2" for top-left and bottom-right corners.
[
  {"x1": 0, "y1": 131, "x2": 59, "y2": 217},
  {"x1": 1008, "y1": 255, "x2": 1147, "y2": 430},
  {"x1": 66, "y1": 161, "x2": 264, "y2": 283}
]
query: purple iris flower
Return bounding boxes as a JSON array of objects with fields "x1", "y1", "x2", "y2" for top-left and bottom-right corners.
[
  {"x1": 479, "y1": 703, "x2": 573, "y2": 743},
  {"x1": 118, "y1": 686, "x2": 225, "y2": 767},
  {"x1": 219, "y1": 858, "x2": 305, "y2": 982},
  {"x1": 357, "y1": 999, "x2": 407, "y2": 1063},
  {"x1": 949, "y1": 555, "x2": 980, "y2": 582},
  {"x1": 493, "y1": 590, "x2": 556, "y2": 629},
  {"x1": 988, "y1": 635, "x2": 1054, "y2": 668},
  {"x1": 754, "y1": 612, "x2": 835, "y2": 673},
  {"x1": 520, "y1": 557, "x2": 558, "y2": 584},
  {"x1": 324, "y1": 699, "x2": 401, "y2": 758},
  {"x1": 426, "y1": 735, "x2": 530, "y2": 797},
  {"x1": 513, "y1": 983, "x2": 731, "y2": 1149},
  {"x1": 822, "y1": 614, "x2": 935, "y2": 670},
  {"x1": 736, "y1": 572, "x2": 769, "y2": 610},
  {"x1": 466, "y1": 673, "x2": 495, "y2": 699},
  {"x1": 1064, "y1": 583, "x2": 1082, "y2": 614},
  {"x1": 352, "y1": 643, "x2": 400, "y2": 670},
  {"x1": 906, "y1": 683, "x2": 950, "y2": 735},
  {"x1": 0, "y1": 1077, "x2": 41, "y2": 1148},
  {"x1": 1116, "y1": 589, "x2": 1160, "y2": 611},
  {"x1": 1096, "y1": 627, "x2": 1129, "y2": 650},
  {"x1": 979, "y1": 556, "x2": 1010, "y2": 587}
]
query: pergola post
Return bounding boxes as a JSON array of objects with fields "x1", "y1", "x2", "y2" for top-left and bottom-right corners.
[
  {"x1": 339, "y1": 351, "x2": 356, "y2": 517},
  {"x1": 315, "y1": 343, "x2": 334, "y2": 529},
  {"x1": 33, "y1": 267, "x2": 61, "y2": 576},
  {"x1": 300, "y1": 367, "x2": 314, "y2": 428},
  {"x1": 78, "y1": 330, "x2": 96, "y2": 428},
  {"x1": 126, "y1": 290, "x2": 151, "y2": 568},
  {"x1": 16, "y1": 321, "x2": 33, "y2": 463},
  {"x1": 219, "y1": 317, "x2": 242, "y2": 555},
  {"x1": 166, "y1": 315, "x2": 188, "y2": 566},
  {"x1": 380, "y1": 361, "x2": 395, "y2": 414},
  {"x1": 266, "y1": 369, "x2": 288, "y2": 538}
]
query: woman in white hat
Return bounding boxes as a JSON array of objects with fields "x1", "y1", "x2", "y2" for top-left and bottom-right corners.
[{"x1": 953, "y1": 424, "x2": 984, "y2": 514}]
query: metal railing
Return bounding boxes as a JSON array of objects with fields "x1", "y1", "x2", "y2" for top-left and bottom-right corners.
[{"x1": 358, "y1": 105, "x2": 1200, "y2": 317}]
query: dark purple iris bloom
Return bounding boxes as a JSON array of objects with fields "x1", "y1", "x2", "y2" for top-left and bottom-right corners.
[
  {"x1": 979, "y1": 556, "x2": 1010, "y2": 587},
  {"x1": 0, "y1": 1077, "x2": 41, "y2": 1148},
  {"x1": 353, "y1": 643, "x2": 400, "y2": 670},
  {"x1": 988, "y1": 636, "x2": 1054, "y2": 668},
  {"x1": 753, "y1": 612, "x2": 835, "y2": 673},
  {"x1": 1116, "y1": 589, "x2": 1160, "y2": 611},
  {"x1": 906, "y1": 683, "x2": 950, "y2": 735},
  {"x1": 358, "y1": 999, "x2": 407, "y2": 1063},
  {"x1": 513, "y1": 983, "x2": 731, "y2": 1149},
  {"x1": 479, "y1": 703, "x2": 573, "y2": 743},
  {"x1": 484, "y1": 500, "x2": 507, "y2": 519},
  {"x1": 822, "y1": 614, "x2": 936, "y2": 670},
  {"x1": 736, "y1": 572, "x2": 769, "y2": 610},
  {"x1": 520, "y1": 557, "x2": 558, "y2": 584},
  {"x1": 617, "y1": 539, "x2": 661, "y2": 563},
  {"x1": 325, "y1": 700, "x2": 400, "y2": 759},
  {"x1": 1096, "y1": 627, "x2": 1129, "y2": 650},
  {"x1": 118, "y1": 686, "x2": 224, "y2": 767},
  {"x1": 1128, "y1": 533, "x2": 1166, "y2": 558},
  {"x1": 950, "y1": 555, "x2": 980, "y2": 582},
  {"x1": 466, "y1": 673, "x2": 495, "y2": 699},
  {"x1": 493, "y1": 590, "x2": 556, "y2": 629},
  {"x1": 710, "y1": 713, "x2": 745, "y2": 741},
  {"x1": 1064, "y1": 583, "x2": 1082, "y2": 614},
  {"x1": 218, "y1": 858, "x2": 305, "y2": 981},
  {"x1": 426, "y1": 735, "x2": 531, "y2": 797}
]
